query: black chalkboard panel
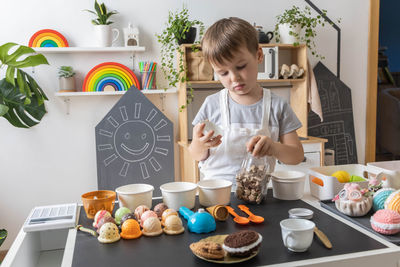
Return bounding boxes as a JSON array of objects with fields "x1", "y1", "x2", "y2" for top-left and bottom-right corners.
[
  {"x1": 95, "y1": 87, "x2": 174, "y2": 196},
  {"x1": 308, "y1": 62, "x2": 358, "y2": 164},
  {"x1": 72, "y1": 192, "x2": 387, "y2": 267}
]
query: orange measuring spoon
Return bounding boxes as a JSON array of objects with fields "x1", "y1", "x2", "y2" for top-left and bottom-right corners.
[
  {"x1": 226, "y1": 206, "x2": 250, "y2": 225},
  {"x1": 237, "y1": 205, "x2": 264, "y2": 223}
]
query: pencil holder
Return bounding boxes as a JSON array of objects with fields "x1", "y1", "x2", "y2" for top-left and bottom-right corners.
[{"x1": 141, "y1": 71, "x2": 157, "y2": 89}]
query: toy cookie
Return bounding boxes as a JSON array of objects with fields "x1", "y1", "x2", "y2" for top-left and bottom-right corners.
[
  {"x1": 371, "y1": 209, "x2": 400, "y2": 235},
  {"x1": 190, "y1": 241, "x2": 225, "y2": 260},
  {"x1": 222, "y1": 230, "x2": 262, "y2": 257}
]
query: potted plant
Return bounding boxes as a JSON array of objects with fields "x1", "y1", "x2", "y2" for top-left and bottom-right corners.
[
  {"x1": 58, "y1": 66, "x2": 76, "y2": 92},
  {"x1": 274, "y1": 5, "x2": 340, "y2": 59},
  {"x1": 84, "y1": 0, "x2": 119, "y2": 47},
  {"x1": 156, "y1": 6, "x2": 204, "y2": 109},
  {"x1": 0, "y1": 42, "x2": 49, "y2": 128}
]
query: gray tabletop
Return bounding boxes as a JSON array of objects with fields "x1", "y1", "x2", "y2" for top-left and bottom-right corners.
[{"x1": 72, "y1": 191, "x2": 386, "y2": 266}]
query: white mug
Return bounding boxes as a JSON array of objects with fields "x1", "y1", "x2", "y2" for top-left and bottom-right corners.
[
  {"x1": 94, "y1": 25, "x2": 120, "y2": 47},
  {"x1": 280, "y1": 218, "x2": 315, "y2": 252}
]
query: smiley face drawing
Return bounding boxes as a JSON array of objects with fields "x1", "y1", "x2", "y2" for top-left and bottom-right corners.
[{"x1": 115, "y1": 121, "x2": 155, "y2": 162}]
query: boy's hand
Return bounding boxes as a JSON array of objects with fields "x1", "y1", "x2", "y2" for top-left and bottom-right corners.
[
  {"x1": 193, "y1": 122, "x2": 222, "y2": 149},
  {"x1": 246, "y1": 135, "x2": 275, "y2": 158}
]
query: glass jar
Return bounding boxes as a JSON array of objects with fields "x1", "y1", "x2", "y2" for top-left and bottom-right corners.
[{"x1": 235, "y1": 153, "x2": 274, "y2": 204}]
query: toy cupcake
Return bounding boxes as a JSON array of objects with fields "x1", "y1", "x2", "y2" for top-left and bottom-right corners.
[{"x1": 334, "y1": 183, "x2": 372, "y2": 217}]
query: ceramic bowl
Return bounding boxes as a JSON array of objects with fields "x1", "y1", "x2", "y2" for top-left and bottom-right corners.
[
  {"x1": 197, "y1": 179, "x2": 232, "y2": 206},
  {"x1": 81, "y1": 190, "x2": 116, "y2": 219},
  {"x1": 160, "y1": 182, "x2": 198, "y2": 210},
  {"x1": 271, "y1": 171, "x2": 306, "y2": 200},
  {"x1": 115, "y1": 184, "x2": 154, "y2": 211}
]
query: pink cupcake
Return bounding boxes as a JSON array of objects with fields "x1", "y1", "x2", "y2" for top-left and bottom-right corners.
[
  {"x1": 370, "y1": 209, "x2": 400, "y2": 235},
  {"x1": 140, "y1": 210, "x2": 158, "y2": 227}
]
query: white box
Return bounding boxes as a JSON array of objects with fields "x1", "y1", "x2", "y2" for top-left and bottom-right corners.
[
  {"x1": 367, "y1": 160, "x2": 400, "y2": 189},
  {"x1": 308, "y1": 164, "x2": 381, "y2": 201}
]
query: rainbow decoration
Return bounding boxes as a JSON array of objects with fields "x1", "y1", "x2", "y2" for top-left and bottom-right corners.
[
  {"x1": 28, "y1": 29, "x2": 69, "y2": 47},
  {"x1": 82, "y1": 62, "x2": 140, "y2": 92}
]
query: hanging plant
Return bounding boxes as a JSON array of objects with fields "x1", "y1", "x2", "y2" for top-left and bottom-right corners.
[
  {"x1": 0, "y1": 43, "x2": 49, "y2": 128},
  {"x1": 274, "y1": 5, "x2": 341, "y2": 59},
  {"x1": 156, "y1": 6, "x2": 204, "y2": 110}
]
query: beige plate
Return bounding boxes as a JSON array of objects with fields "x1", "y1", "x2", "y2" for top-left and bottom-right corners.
[{"x1": 192, "y1": 235, "x2": 259, "y2": 264}]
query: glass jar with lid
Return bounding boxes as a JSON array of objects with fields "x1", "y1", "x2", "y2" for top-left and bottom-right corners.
[{"x1": 235, "y1": 152, "x2": 274, "y2": 204}]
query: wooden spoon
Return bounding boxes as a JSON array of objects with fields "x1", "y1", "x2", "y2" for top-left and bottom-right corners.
[
  {"x1": 314, "y1": 227, "x2": 332, "y2": 249},
  {"x1": 226, "y1": 206, "x2": 250, "y2": 225},
  {"x1": 237, "y1": 205, "x2": 264, "y2": 223}
]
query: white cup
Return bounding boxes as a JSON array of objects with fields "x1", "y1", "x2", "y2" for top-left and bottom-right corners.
[
  {"x1": 280, "y1": 218, "x2": 315, "y2": 252},
  {"x1": 94, "y1": 25, "x2": 120, "y2": 47}
]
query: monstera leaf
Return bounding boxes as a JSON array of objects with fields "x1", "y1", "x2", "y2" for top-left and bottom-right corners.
[
  {"x1": 0, "y1": 229, "x2": 7, "y2": 247},
  {"x1": 0, "y1": 42, "x2": 49, "y2": 128}
]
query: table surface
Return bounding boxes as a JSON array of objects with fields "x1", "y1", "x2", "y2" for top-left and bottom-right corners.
[{"x1": 71, "y1": 191, "x2": 389, "y2": 267}]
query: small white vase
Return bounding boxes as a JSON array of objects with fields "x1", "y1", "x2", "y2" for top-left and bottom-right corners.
[
  {"x1": 94, "y1": 25, "x2": 120, "y2": 47},
  {"x1": 278, "y1": 23, "x2": 301, "y2": 44}
]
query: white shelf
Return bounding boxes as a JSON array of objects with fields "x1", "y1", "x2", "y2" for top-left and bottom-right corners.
[
  {"x1": 33, "y1": 46, "x2": 146, "y2": 53},
  {"x1": 55, "y1": 88, "x2": 177, "y2": 97}
]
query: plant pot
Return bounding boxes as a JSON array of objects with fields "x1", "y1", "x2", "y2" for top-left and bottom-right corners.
[
  {"x1": 59, "y1": 76, "x2": 76, "y2": 92},
  {"x1": 94, "y1": 25, "x2": 120, "y2": 47},
  {"x1": 177, "y1": 27, "x2": 197, "y2": 45},
  {"x1": 278, "y1": 23, "x2": 301, "y2": 44}
]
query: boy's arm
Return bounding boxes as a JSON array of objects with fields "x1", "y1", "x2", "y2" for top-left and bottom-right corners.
[
  {"x1": 188, "y1": 122, "x2": 222, "y2": 161},
  {"x1": 247, "y1": 131, "x2": 304, "y2": 165},
  {"x1": 273, "y1": 131, "x2": 304, "y2": 165}
]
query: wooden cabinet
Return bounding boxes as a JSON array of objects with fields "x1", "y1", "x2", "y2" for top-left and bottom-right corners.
[{"x1": 177, "y1": 44, "x2": 324, "y2": 183}]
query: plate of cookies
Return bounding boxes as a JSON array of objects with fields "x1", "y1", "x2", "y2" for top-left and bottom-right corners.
[{"x1": 189, "y1": 230, "x2": 262, "y2": 264}]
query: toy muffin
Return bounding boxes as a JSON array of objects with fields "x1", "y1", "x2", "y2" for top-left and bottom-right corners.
[{"x1": 334, "y1": 183, "x2": 372, "y2": 217}]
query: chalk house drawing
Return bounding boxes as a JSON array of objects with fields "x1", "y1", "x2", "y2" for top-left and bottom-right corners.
[
  {"x1": 308, "y1": 62, "x2": 358, "y2": 164},
  {"x1": 95, "y1": 87, "x2": 174, "y2": 196}
]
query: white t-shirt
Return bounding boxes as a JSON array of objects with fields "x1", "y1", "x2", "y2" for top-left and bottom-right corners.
[{"x1": 192, "y1": 89, "x2": 302, "y2": 137}]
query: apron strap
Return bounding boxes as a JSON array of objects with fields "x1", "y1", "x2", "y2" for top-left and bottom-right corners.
[
  {"x1": 261, "y1": 88, "x2": 271, "y2": 134},
  {"x1": 219, "y1": 89, "x2": 230, "y2": 127}
]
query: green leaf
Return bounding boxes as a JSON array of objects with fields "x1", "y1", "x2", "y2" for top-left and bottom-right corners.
[
  {"x1": 0, "y1": 104, "x2": 9, "y2": 116},
  {"x1": 0, "y1": 79, "x2": 46, "y2": 128}
]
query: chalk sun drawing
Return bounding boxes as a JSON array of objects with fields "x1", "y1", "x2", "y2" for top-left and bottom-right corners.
[{"x1": 98, "y1": 104, "x2": 171, "y2": 179}]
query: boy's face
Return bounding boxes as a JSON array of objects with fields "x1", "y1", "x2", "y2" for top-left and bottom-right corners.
[{"x1": 211, "y1": 46, "x2": 263, "y2": 97}]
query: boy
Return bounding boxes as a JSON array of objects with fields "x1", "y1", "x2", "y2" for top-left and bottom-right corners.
[{"x1": 188, "y1": 17, "x2": 304, "y2": 182}]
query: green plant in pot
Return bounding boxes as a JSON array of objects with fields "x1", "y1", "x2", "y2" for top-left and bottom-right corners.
[
  {"x1": 274, "y1": 5, "x2": 340, "y2": 59},
  {"x1": 58, "y1": 66, "x2": 76, "y2": 92},
  {"x1": 156, "y1": 6, "x2": 204, "y2": 109},
  {"x1": 84, "y1": 0, "x2": 117, "y2": 25},
  {"x1": 0, "y1": 42, "x2": 49, "y2": 128},
  {"x1": 84, "y1": 0, "x2": 119, "y2": 47}
]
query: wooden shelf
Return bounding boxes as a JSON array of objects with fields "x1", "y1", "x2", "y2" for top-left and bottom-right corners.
[
  {"x1": 188, "y1": 78, "x2": 305, "y2": 89},
  {"x1": 33, "y1": 46, "x2": 146, "y2": 53},
  {"x1": 55, "y1": 88, "x2": 177, "y2": 97}
]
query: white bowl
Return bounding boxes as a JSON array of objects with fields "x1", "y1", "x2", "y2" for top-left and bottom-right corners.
[
  {"x1": 197, "y1": 179, "x2": 232, "y2": 206},
  {"x1": 271, "y1": 171, "x2": 306, "y2": 200},
  {"x1": 115, "y1": 184, "x2": 154, "y2": 211},
  {"x1": 160, "y1": 182, "x2": 198, "y2": 210}
]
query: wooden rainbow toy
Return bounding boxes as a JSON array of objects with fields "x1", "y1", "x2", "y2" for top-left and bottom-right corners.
[
  {"x1": 82, "y1": 62, "x2": 140, "y2": 92},
  {"x1": 28, "y1": 29, "x2": 69, "y2": 47}
]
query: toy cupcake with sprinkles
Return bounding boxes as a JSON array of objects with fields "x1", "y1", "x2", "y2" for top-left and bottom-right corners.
[{"x1": 333, "y1": 183, "x2": 372, "y2": 217}]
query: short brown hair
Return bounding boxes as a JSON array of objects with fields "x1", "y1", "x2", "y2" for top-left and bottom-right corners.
[{"x1": 201, "y1": 17, "x2": 258, "y2": 65}]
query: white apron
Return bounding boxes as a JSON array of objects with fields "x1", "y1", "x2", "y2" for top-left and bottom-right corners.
[{"x1": 199, "y1": 88, "x2": 278, "y2": 185}]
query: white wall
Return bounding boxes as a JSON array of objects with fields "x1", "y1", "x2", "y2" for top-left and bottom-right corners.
[{"x1": 0, "y1": 0, "x2": 369, "y2": 250}]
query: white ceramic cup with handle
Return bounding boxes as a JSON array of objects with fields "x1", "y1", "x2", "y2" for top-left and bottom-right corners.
[
  {"x1": 280, "y1": 218, "x2": 315, "y2": 252},
  {"x1": 94, "y1": 25, "x2": 120, "y2": 47}
]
